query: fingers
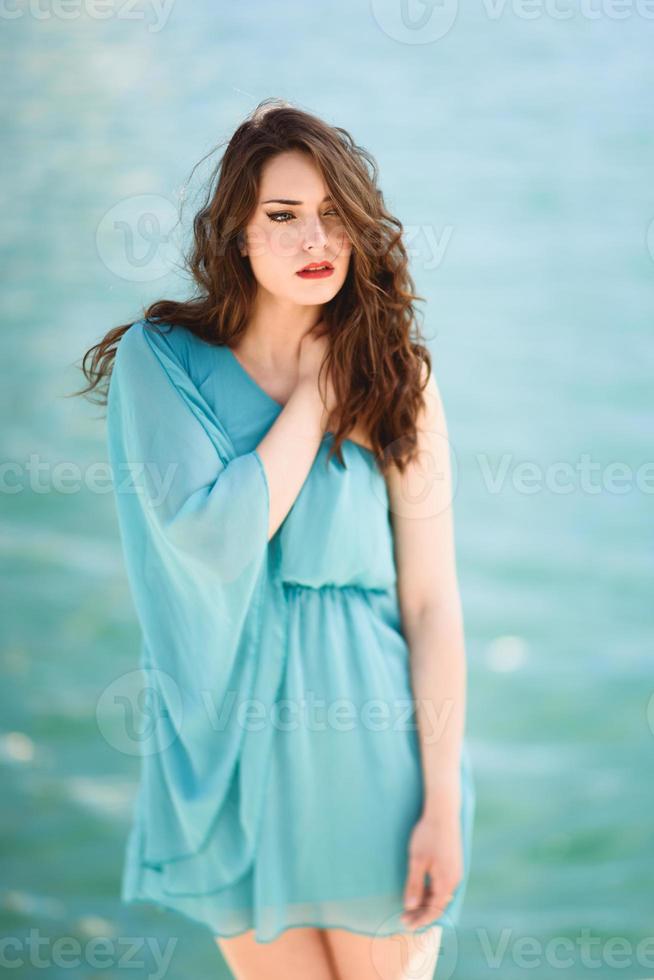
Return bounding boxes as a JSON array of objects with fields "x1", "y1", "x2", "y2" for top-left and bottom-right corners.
[
  {"x1": 401, "y1": 854, "x2": 428, "y2": 925},
  {"x1": 401, "y1": 864, "x2": 456, "y2": 929}
]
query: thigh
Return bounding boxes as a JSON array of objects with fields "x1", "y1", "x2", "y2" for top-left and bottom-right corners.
[
  {"x1": 215, "y1": 926, "x2": 337, "y2": 980},
  {"x1": 321, "y1": 925, "x2": 443, "y2": 980}
]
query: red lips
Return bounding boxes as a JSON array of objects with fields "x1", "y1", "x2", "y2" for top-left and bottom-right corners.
[
  {"x1": 296, "y1": 260, "x2": 335, "y2": 280},
  {"x1": 298, "y1": 261, "x2": 334, "y2": 272}
]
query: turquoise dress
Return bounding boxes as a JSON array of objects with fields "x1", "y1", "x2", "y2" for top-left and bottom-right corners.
[{"x1": 107, "y1": 317, "x2": 475, "y2": 943}]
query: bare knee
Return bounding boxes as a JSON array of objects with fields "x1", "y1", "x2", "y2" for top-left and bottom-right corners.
[
  {"x1": 321, "y1": 924, "x2": 443, "y2": 980},
  {"x1": 215, "y1": 925, "x2": 338, "y2": 980}
]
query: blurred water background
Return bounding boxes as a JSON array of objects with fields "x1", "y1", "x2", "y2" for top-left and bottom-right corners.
[{"x1": 1, "y1": 2, "x2": 653, "y2": 978}]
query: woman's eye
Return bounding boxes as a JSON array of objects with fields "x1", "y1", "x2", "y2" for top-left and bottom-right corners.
[{"x1": 265, "y1": 209, "x2": 340, "y2": 224}]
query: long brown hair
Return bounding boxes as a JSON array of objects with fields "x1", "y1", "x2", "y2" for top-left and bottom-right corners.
[{"x1": 74, "y1": 97, "x2": 431, "y2": 473}]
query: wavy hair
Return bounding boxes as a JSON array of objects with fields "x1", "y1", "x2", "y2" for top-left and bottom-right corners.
[{"x1": 74, "y1": 97, "x2": 431, "y2": 473}]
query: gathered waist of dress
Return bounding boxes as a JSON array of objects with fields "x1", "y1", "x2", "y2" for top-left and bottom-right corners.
[{"x1": 280, "y1": 579, "x2": 395, "y2": 596}]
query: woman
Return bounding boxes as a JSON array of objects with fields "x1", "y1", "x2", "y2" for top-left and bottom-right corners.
[{"x1": 77, "y1": 98, "x2": 475, "y2": 980}]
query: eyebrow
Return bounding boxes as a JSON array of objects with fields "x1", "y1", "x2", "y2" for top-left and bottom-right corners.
[{"x1": 261, "y1": 195, "x2": 333, "y2": 205}]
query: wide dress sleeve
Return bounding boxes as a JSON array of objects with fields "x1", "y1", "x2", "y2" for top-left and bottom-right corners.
[{"x1": 106, "y1": 319, "x2": 287, "y2": 891}]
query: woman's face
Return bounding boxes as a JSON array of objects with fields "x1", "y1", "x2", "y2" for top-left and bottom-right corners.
[{"x1": 240, "y1": 149, "x2": 352, "y2": 305}]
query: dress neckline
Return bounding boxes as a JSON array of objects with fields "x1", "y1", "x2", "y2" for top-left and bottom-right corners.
[
  {"x1": 223, "y1": 346, "x2": 377, "y2": 460},
  {"x1": 224, "y1": 345, "x2": 286, "y2": 408}
]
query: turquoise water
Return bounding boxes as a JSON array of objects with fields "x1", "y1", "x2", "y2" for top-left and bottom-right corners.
[{"x1": 1, "y1": 4, "x2": 653, "y2": 978}]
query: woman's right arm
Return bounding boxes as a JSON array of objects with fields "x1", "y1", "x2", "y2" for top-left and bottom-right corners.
[
  {"x1": 254, "y1": 323, "x2": 336, "y2": 540},
  {"x1": 255, "y1": 381, "x2": 325, "y2": 540},
  {"x1": 107, "y1": 320, "x2": 335, "y2": 578}
]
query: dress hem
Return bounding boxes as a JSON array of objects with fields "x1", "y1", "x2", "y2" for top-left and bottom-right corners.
[{"x1": 120, "y1": 894, "x2": 459, "y2": 945}]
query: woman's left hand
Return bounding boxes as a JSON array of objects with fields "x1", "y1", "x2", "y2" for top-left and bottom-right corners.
[{"x1": 400, "y1": 790, "x2": 464, "y2": 929}]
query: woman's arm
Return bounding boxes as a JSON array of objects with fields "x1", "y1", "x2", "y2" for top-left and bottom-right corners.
[
  {"x1": 108, "y1": 321, "x2": 332, "y2": 572},
  {"x1": 253, "y1": 322, "x2": 337, "y2": 539},
  {"x1": 255, "y1": 379, "x2": 325, "y2": 540},
  {"x1": 385, "y1": 364, "x2": 468, "y2": 926}
]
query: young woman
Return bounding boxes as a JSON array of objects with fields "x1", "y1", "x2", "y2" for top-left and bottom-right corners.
[{"x1": 77, "y1": 98, "x2": 475, "y2": 980}]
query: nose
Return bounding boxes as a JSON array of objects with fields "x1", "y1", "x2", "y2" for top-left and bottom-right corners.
[{"x1": 303, "y1": 215, "x2": 329, "y2": 250}]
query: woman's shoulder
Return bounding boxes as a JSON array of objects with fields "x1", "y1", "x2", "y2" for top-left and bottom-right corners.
[
  {"x1": 115, "y1": 318, "x2": 203, "y2": 373},
  {"x1": 114, "y1": 319, "x2": 230, "y2": 403}
]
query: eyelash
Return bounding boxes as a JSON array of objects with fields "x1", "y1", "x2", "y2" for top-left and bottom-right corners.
[{"x1": 266, "y1": 209, "x2": 339, "y2": 224}]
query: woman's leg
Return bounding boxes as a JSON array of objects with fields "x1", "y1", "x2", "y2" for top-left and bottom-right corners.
[
  {"x1": 321, "y1": 924, "x2": 443, "y2": 980},
  {"x1": 215, "y1": 925, "x2": 339, "y2": 980}
]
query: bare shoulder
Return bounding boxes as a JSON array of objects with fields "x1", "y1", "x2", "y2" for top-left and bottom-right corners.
[
  {"x1": 384, "y1": 359, "x2": 447, "y2": 501},
  {"x1": 384, "y1": 358, "x2": 457, "y2": 621}
]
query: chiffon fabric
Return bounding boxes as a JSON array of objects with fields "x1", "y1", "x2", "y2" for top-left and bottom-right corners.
[{"x1": 106, "y1": 317, "x2": 475, "y2": 943}]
